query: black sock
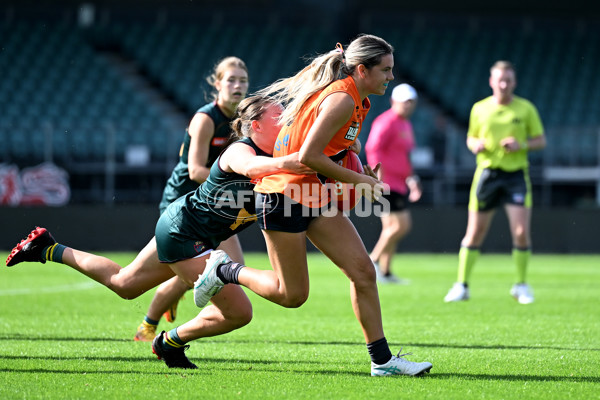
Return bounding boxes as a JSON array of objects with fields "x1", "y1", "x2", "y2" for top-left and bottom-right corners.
[
  {"x1": 367, "y1": 337, "x2": 393, "y2": 365},
  {"x1": 216, "y1": 262, "x2": 245, "y2": 284}
]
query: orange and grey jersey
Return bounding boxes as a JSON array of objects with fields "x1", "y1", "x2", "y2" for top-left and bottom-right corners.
[{"x1": 254, "y1": 76, "x2": 370, "y2": 207}]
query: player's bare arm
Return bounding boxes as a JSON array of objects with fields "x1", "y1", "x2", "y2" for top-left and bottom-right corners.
[
  {"x1": 528, "y1": 134, "x2": 547, "y2": 150},
  {"x1": 222, "y1": 144, "x2": 312, "y2": 179},
  {"x1": 187, "y1": 113, "x2": 214, "y2": 183},
  {"x1": 501, "y1": 134, "x2": 547, "y2": 153},
  {"x1": 300, "y1": 93, "x2": 374, "y2": 186}
]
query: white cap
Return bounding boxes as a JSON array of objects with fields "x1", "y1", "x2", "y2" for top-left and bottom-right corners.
[{"x1": 391, "y1": 83, "x2": 418, "y2": 102}]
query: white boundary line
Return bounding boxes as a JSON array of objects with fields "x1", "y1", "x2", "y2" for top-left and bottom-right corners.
[{"x1": 0, "y1": 281, "x2": 99, "y2": 296}]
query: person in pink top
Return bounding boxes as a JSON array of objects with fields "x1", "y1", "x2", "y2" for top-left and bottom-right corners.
[{"x1": 365, "y1": 83, "x2": 422, "y2": 284}]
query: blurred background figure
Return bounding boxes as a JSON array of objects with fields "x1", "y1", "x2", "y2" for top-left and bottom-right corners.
[
  {"x1": 444, "y1": 60, "x2": 546, "y2": 304},
  {"x1": 365, "y1": 83, "x2": 422, "y2": 284}
]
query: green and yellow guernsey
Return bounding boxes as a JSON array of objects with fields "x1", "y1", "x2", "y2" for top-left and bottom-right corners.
[
  {"x1": 159, "y1": 102, "x2": 235, "y2": 213},
  {"x1": 157, "y1": 137, "x2": 270, "y2": 259},
  {"x1": 468, "y1": 95, "x2": 544, "y2": 171}
]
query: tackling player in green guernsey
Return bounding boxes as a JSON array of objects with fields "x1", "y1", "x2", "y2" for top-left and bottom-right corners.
[
  {"x1": 6, "y1": 96, "x2": 311, "y2": 370},
  {"x1": 444, "y1": 60, "x2": 546, "y2": 304},
  {"x1": 136, "y1": 57, "x2": 250, "y2": 342}
]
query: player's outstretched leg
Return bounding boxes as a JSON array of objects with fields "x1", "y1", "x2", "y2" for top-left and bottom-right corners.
[
  {"x1": 193, "y1": 250, "x2": 228, "y2": 308},
  {"x1": 6, "y1": 227, "x2": 57, "y2": 267},
  {"x1": 151, "y1": 330, "x2": 197, "y2": 369},
  {"x1": 371, "y1": 350, "x2": 433, "y2": 377}
]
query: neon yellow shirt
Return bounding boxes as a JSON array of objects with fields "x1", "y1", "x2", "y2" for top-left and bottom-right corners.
[{"x1": 467, "y1": 95, "x2": 544, "y2": 171}]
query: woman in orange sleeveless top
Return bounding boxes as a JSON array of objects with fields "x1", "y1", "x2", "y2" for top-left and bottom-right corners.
[{"x1": 195, "y1": 34, "x2": 433, "y2": 376}]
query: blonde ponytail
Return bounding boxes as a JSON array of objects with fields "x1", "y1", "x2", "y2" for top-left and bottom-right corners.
[{"x1": 257, "y1": 34, "x2": 393, "y2": 127}]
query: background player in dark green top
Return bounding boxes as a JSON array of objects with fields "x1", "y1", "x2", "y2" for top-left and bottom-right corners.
[
  {"x1": 158, "y1": 99, "x2": 240, "y2": 211},
  {"x1": 444, "y1": 60, "x2": 546, "y2": 304},
  {"x1": 135, "y1": 57, "x2": 250, "y2": 341},
  {"x1": 159, "y1": 58, "x2": 249, "y2": 212},
  {"x1": 6, "y1": 96, "x2": 311, "y2": 369}
]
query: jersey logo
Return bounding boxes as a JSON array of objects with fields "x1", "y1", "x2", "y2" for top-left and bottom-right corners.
[
  {"x1": 512, "y1": 118, "x2": 522, "y2": 124},
  {"x1": 193, "y1": 241, "x2": 205, "y2": 253},
  {"x1": 229, "y1": 208, "x2": 257, "y2": 230},
  {"x1": 344, "y1": 122, "x2": 359, "y2": 141},
  {"x1": 274, "y1": 133, "x2": 290, "y2": 152}
]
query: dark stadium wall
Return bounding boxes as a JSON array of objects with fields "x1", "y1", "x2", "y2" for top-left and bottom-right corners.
[
  {"x1": 3, "y1": 0, "x2": 599, "y2": 21},
  {"x1": 1, "y1": 206, "x2": 598, "y2": 254}
]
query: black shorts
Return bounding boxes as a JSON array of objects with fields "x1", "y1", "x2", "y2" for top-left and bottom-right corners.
[
  {"x1": 381, "y1": 190, "x2": 409, "y2": 212},
  {"x1": 469, "y1": 167, "x2": 532, "y2": 212},
  {"x1": 256, "y1": 192, "x2": 332, "y2": 233}
]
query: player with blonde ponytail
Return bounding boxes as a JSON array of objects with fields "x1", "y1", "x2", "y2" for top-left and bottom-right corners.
[{"x1": 196, "y1": 34, "x2": 434, "y2": 377}]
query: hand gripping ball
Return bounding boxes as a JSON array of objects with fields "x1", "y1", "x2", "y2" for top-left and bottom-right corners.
[{"x1": 326, "y1": 151, "x2": 364, "y2": 211}]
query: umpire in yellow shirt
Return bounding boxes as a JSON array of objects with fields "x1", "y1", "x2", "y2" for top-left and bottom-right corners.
[{"x1": 444, "y1": 60, "x2": 546, "y2": 304}]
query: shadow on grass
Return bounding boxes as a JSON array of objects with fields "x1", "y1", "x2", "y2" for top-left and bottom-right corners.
[
  {"x1": 3, "y1": 334, "x2": 598, "y2": 352},
  {"x1": 0, "y1": 367, "x2": 179, "y2": 376},
  {"x1": 1, "y1": 354, "x2": 158, "y2": 363},
  {"x1": 400, "y1": 342, "x2": 600, "y2": 352},
  {"x1": 205, "y1": 338, "x2": 600, "y2": 352},
  {"x1": 0, "y1": 354, "x2": 321, "y2": 366},
  {"x1": 0, "y1": 365, "x2": 366, "y2": 377},
  {"x1": 1, "y1": 334, "x2": 131, "y2": 342},
  {"x1": 429, "y1": 373, "x2": 600, "y2": 383},
  {"x1": 2, "y1": 363, "x2": 599, "y2": 383}
]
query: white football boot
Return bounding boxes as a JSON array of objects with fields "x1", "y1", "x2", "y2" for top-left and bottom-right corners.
[
  {"x1": 510, "y1": 283, "x2": 534, "y2": 304},
  {"x1": 444, "y1": 282, "x2": 470, "y2": 302},
  {"x1": 371, "y1": 350, "x2": 433, "y2": 377},
  {"x1": 193, "y1": 250, "x2": 229, "y2": 308}
]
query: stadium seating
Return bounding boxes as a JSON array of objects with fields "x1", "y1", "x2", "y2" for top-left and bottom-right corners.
[
  {"x1": 0, "y1": 19, "x2": 340, "y2": 166},
  {"x1": 369, "y1": 16, "x2": 599, "y2": 165},
  {"x1": 0, "y1": 20, "x2": 179, "y2": 167},
  {"x1": 1, "y1": 13, "x2": 598, "y2": 206}
]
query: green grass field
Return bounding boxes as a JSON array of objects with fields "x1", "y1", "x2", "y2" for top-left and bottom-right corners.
[{"x1": 0, "y1": 252, "x2": 598, "y2": 399}]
